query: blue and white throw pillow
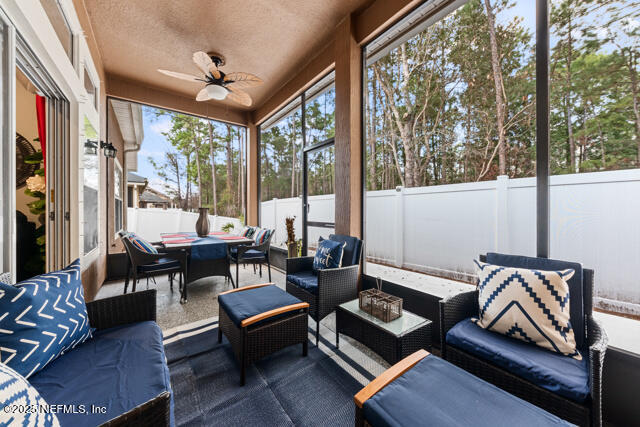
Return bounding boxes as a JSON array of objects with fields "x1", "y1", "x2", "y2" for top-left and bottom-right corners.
[
  {"x1": 129, "y1": 233, "x2": 158, "y2": 254},
  {"x1": 473, "y1": 260, "x2": 580, "y2": 359},
  {"x1": 312, "y1": 238, "x2": 346, "y2": 272},
  {"x1": 254, "y1": 229, "x2": 271, "y2": 245},
  {"x1": 0, "y1": 259, "x2": 94, "y2": 378},
  {"x1": 0, "y1": 363, "x2": 59, "y2": 426},
  {"x1": 243, "y1": 226, "x2": 257, "y2": 238}
]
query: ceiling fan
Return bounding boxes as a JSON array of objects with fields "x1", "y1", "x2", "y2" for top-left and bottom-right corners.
[{"x1": 157, "y1": 51, "x2": 262, "y2": 107}]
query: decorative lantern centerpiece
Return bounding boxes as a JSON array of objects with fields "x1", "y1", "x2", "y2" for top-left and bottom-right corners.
[{"x1": 359, "y1": 277, "x2": 403, "y2": 322}]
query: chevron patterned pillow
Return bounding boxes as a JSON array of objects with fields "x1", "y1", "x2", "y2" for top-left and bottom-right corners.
[
  {"x1": 473, "y1": 260, "x2": 581, "y2": 360},
  {"x1": 0, "y1": 363, "x2": 59, "y2": 426},
  {"x1": 0, "y1": 259, "x2": 93, "y2": 378}
]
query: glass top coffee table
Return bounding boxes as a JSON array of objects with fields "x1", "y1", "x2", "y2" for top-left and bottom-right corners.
[{"x1": 335, "y1": 299, "x2": 432, "y2": 365}]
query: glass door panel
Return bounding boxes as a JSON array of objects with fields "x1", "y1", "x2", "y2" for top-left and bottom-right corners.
[
  {"x1": 0, "y1": 15, "x2": 15, "y2": 275},
  {"x1": 304, "y1": 144, "x2": 335, "y2": 255}
]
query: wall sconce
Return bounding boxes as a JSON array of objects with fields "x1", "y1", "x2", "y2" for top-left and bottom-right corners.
[{"x1": 100, "y1": 141, "x2": 117, "y2": 158}]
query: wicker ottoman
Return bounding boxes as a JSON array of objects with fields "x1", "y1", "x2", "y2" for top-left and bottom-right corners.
[{"x1": 218, "y1": 283, "x2": 309, "y2": 385}]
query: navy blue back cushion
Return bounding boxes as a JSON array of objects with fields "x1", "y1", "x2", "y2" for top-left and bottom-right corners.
[
  {"x1": 329, "y1": 234, "x2": 362, "y2": 267},
  {"x1": 486, "y1": 252, "x2": 586, "y2": 349}
]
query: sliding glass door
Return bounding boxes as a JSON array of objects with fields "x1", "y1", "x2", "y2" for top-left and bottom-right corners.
[
  {"x1": 303, "y1": 143, "x2": 335, "y2": 255},
  {"x1": 0, "y1": 7, "x2": 71, "y2": 278},
  {"x1": 0, "y1": 11, "x2": 15, "y2": 275}
]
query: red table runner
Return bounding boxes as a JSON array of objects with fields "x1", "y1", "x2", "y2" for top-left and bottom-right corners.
[{"x1": 163, "y1": 238, "x2": 196, "y2": 244}]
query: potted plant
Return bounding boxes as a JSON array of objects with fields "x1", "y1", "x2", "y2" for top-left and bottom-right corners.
[{"x1": 285, "y1": 216, "x2": 298, "y2": 258}]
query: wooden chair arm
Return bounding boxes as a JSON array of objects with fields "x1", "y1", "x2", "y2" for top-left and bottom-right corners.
[
  {"x1": 354, "y1": 349, "x2": 430, "y2": 408},
  {"x1": 240, "y1": 302, "x2": 309, "y2": 327},
  {"x1": 219, "y1": 283, "x2": 274, "y2": 295}
]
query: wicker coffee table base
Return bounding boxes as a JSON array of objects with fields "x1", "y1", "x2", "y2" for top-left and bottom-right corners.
[
  {"x1": 219, "y1": 306, "x2": 309, "y2": 385},
  {"x1": 336, "y1": 307, "x2": 432, "y2": 365}
]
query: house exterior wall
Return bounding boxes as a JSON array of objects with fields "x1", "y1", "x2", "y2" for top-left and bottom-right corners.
[{"x1": 106, "y1": 102, "x2": 126, "y2": 255}]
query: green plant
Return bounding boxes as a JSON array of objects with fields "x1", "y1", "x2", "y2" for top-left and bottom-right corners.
[
  {"x1": 222, "y1": 222, "x2": 235, "y2": 233},
  {"x1": 296, "y1": 239, "x2": 303, "y2": 257},
  {"x1": 23, "y1": 150, "x2": 46, "y2": 276}
]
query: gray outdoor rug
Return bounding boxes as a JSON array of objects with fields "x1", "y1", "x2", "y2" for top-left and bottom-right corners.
[{"x1": 163, "y1": 315, "x2": 388, "y2": 426}]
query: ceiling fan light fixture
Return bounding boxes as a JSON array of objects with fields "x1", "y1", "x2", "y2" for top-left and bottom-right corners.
[{"x1": 206, "y1": 84, "x2": 227, "y2": 100}]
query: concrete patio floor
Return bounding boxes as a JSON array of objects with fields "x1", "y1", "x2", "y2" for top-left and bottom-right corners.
[{"x1": 95, "y1": 264, "x2": 286, "y2": 331}]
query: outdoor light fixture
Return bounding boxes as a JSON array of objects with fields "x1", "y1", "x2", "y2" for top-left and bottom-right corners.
[
  {"x1": 205, "y1": 84, "x2": 228, "y2": 100},
  {"x1": 84, "y1": 139, "x2": 98, "y2": 155},
  {"x1": 100, "y1": 140, "x2": 117, "y2": 158}
]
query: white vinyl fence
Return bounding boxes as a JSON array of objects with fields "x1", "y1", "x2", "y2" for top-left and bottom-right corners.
[
  {"x1": 127, "y1": 208, "x2": 243, "y2": 242},
  {"x1": 260, "y1": 169, "x2": 640, "y2": 313}
]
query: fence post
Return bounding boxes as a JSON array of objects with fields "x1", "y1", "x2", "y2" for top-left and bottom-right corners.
[
  {"x1": 272, "y1": 198, "x2": 278, "y2": 241},
  {"x1": 496, "y1": 175, "x2": 509, "y2": 252},
  {"x1": 395, "y1": 186, "x2": 404, "y2": 268}
]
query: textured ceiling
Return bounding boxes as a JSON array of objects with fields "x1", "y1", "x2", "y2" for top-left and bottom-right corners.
[{"x1": 84, "y1": 0, "x2": 372, "y2": 111}]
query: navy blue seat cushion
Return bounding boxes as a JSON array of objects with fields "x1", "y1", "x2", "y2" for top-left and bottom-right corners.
[
  {"x1": 329, "y1": 234, "x2": 362, "y2": 267},
  {"x1": 286, "y1": 271, "x2": 319, "y2": 295},
  {"x1": 29, "y1": 321, "x2": 174, "y2": 427},
  {"x1": 486, "y1": 252, "x2": 586, "y2": 349},
  {"x1": 364, "y1": 355, "x2": 570, "y2": 427},
  {"x1": 218, "y1": 285, "x2": 303, "y2": 327},
  {"x1": 230, "y1": 248, "x2": 266, "y2": 260},
  {"x1": 139, "y1": 257, "x2": 180, "y2": 273},
  {"x1": 446, "y1": 318, "x2": 589, "y2": 402}
]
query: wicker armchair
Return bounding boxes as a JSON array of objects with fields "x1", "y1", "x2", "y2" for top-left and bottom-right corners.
[
  {"x1": 119, "y1": 232, "x2": 187, "y2": 298},
  {"x1": 229, "y1": 230, "x2": 274, "y2": 288},
  {"x1": 439, "y1": 253, "x2": 608, "y2": 426},
  {"x1": 286, "y1": 234, "x2": 363, "y2": 346},
  {"x1": 86, "y1": 290, "x2": 171, "y2": 426}
]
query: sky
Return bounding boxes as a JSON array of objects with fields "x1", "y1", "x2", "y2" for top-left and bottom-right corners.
[
  {"x1": 134, "y1": 107, "x2": 174, "y2": 194},
  {"x1": 133, "y1": 105, "x2": 245, "y2": 196}
]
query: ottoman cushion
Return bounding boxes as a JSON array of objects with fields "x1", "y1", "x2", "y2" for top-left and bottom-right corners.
[
  {"x1": 363, "y1": 355, "x2": 571, "y2": 427},
  {"x1": 218, "y1": 285, "x2": 303, "y2": 327}
]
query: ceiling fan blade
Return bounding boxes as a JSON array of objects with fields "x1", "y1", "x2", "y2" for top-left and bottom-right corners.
[
  {"x1": 196, "y1": 87, "x2": 212, "y2": 102},
  {"x1": 208, "y1": 63, "x2": 221, "y2": 79},
  {"x1": 224, "y1": 72, "x2": 263, "y2": 88},
  {"x1": 226, "y1": 87, "x2": 252, "y2": 107},
  {"x1": 192, "y1": 51, "x2": 213, "y2": 76},
  {"x1": 158, "y1": 69, "x2": 202, "y2": 82}
]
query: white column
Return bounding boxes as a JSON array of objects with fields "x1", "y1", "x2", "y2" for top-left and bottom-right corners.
[
  {"x1": 133, "y1": 185, "x2": 139, "y2": 208},
  {"x1": 394, "y1": 186, "x2": 404, "y2": 268},
  {"x1": 496, "y1": 175, "x2": 509, "y2": 252}
]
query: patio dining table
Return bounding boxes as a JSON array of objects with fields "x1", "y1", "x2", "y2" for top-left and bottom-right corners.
[{"x1": 160, "y1": 232, "x2": 254, "y2": 303}]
